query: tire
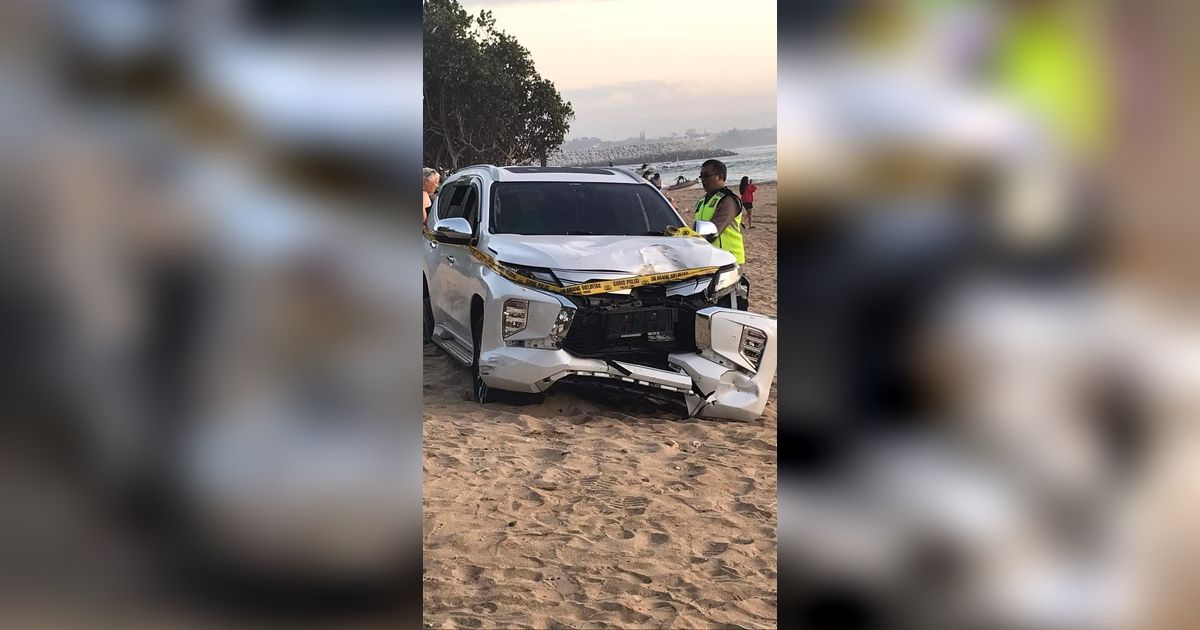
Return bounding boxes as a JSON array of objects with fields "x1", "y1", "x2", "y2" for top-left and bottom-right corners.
[
  {"x1": 470, "y1": 307, "x2": 494, "y2": 403},
  {"x1": 422, "y1": 280, "x2": 434, "y2": 343},
  {"x1": 470, "y1": 307, "x2": 543, "y2": 405}
]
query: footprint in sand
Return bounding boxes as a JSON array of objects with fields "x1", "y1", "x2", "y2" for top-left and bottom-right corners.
[
  {"x1": 502, "y1": 567, "x2": 544, "y2": 582},
  {"x1": 453, "y1": 565, "x2": 485, "y2": 582},
  {"x1": 534, "y1": 448, "x2": 568, "y2": 463},
  {"x1": 607, "y1": 496, "x2": 649, "y2": 515},
  {"x1": 524, "y1": 489, "x2": 546, "y2": 506},
  {"x1": 711, "y1": 560, "x2": 742, "y2": 578},
  {"x1": 704, "y1": 541, "x2": 730, "y2": 556},
  {"x1": 734, "y1": 501, "x2": 773, "y2": 520},
  {"x1": 596, "y1": 602, "x2": 652, "y2": 626},
  {"x1": 579, "y1": 475, "x2": 617, "y2": 496},
  {"x1": 534, "y1": 511, "x2": 564, "y2": 528}
]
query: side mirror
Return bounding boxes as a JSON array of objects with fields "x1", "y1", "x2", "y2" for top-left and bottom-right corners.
[
  {"x1": 694, "y1": 220, "x2": 719, "y2": 238},
  {"x1": 433, "y1": 217, "x2": 473, "y2": 243}
]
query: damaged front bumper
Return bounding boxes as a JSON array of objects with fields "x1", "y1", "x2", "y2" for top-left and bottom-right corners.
[{"x1": 478, "y1": 306, "x2": 776, "y2": 421}]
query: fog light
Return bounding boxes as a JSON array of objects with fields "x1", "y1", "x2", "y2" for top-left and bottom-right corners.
[
  {"x1": 550, "y1": 307, "x2": 575, "y2": 343},
  {"x1": 695, "y1": 312, "x2": 712, "y2": 350},
  {"x1": 739, "y1": 326, "x2": 766, "y2": 370},
  {"x1": 503, "y1": 299, "x2": 528, "y2": 338}
]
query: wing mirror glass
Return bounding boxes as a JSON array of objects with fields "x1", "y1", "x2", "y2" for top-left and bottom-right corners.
[{"x1": 433, "y1": 217, "x2": 473, "y2": 243}]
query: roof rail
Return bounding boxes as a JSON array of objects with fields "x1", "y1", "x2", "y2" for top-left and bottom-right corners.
[{"x1": 455, "y1": 164, "x2": 501, "y2": 179}]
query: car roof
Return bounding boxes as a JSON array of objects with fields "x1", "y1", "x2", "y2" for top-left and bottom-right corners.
[{"x1": 450, "y1": 165, "x2": 646, "y2": 184}]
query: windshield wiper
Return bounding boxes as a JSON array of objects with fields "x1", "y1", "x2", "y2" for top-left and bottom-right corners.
[{"x1": 564, "y1": 230, "x2": 600, "y2": 235}]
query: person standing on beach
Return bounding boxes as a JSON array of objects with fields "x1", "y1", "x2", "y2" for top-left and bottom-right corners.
[
  {"x1": 422, "y1": 167, "x2": 440, "y2": 227},
  {"x1": 739, "y1": 176, "x2": 758, "y2": 229},
  {"x1": 695, "y1": 159, "x2": 745, "y2": 265}
]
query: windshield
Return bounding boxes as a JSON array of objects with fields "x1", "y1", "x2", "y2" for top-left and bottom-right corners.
[{"x1": 490, "y1": 182, "x2": 684, "y2": 236}]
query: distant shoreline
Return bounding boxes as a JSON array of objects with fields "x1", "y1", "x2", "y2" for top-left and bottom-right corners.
[
  {"x1": 550, "y1": 139, "x2": 738, "y2": 169},
  {"x1": 568, "y1": 148, "x2": 737, "y2": 169}
]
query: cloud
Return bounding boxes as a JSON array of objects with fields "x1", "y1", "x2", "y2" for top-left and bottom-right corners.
[
  {"x1": 561, "y1": 80, "x2": 776, "y2": 139},
  {"x1": 461, "y1": 0, "x2": 615, "y2": 6}
]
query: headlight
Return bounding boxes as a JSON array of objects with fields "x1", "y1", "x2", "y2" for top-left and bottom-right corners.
[
  {"x1": 502, "y1": 299, "x2": 528, "y2": 338},
  {"x1": 708, "y1": 264, "x2": 741, "y2": 297}
]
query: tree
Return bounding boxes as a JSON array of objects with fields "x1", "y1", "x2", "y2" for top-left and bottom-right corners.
[{"x1": 423, "y1": 0, "x2": 574, "y2": 171}]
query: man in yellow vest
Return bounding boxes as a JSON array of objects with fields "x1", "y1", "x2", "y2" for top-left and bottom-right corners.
[{"x1": 694, "y1": 159, "x2": 745, "y2": 265}]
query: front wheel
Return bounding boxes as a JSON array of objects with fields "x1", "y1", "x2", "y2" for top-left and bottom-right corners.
[
  {"x1": 423, "y1": 283, "x2": 434, "y2": 342},
  {"x1": 471, "y1": 366, "x2": 495, "y2": 403},
  {"x1": 470, "y1": 308, "x2": 543, "y2": 405},
  {"x1": 470, "y1": 307, "x2": 496, "y2": 403}
]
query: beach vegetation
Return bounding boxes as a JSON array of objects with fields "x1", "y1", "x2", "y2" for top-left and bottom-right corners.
[{"x1": 423, "y1": 0, "x2": 574, "y2": 171}]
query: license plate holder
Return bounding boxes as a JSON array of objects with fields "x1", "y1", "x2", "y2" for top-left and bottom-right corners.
[{"x1": 604, "y1": 308, "x2": 677, "y2": 339}]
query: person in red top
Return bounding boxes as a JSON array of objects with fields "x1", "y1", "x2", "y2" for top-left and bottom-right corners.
[{"x1": 739, "y1": 176, "x2": 758, "y2": 229}]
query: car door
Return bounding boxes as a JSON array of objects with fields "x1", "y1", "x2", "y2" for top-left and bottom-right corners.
[
  {"x1": 425, "y1": 180, "x2": 465, "y2": 335},
  {"x1": 430, "y1": 177, "x2": 482, "y2": 344}
]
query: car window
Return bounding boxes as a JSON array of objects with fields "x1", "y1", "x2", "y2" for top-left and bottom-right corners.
[
  {"x1": 437, "y1": 181, "x2": 480, "y2": 233},
  {"x1": 438, "y1": 183, "x2": 469, "y2": 220},
  {"x1": 461, "y1": 186, "x2": 480, "y2": 232},
  {"x1": 490, "y1": 182, "x2": 683, "y2": 236}
]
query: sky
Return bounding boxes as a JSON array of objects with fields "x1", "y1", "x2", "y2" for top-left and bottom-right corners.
[{"x1": 457, "y1": 0, "x2": 777, "y2": 140}]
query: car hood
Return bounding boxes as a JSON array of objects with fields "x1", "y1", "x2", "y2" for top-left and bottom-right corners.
[{"x1": 484, "y1": 234, "x2": 735, "y2": 276}]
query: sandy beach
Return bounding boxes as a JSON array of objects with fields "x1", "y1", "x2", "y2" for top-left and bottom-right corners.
[{"x1": 423, "y1": 183, "x2": 778, "y2": 629}]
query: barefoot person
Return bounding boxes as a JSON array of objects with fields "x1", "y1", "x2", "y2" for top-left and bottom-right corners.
[
  {"x1": 739, "y1": 176, "x2": 758, "y2": 229},
  {"x1": 422, "y1": 167, "x2": 440, "y2": 227}
]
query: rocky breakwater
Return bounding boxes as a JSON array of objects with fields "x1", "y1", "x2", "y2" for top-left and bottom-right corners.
[{"x1": 550, "y1": 139, "x2": 736, "y2": 168}]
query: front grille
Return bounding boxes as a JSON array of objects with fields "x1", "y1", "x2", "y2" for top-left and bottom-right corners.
[{"x1": 561, "y1": 294, "x2": 702, "y2": 367}]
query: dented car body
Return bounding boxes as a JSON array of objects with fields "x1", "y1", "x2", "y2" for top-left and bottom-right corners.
[{"x1": 422, "y1": 166, "x2": 776, "y2": 421}]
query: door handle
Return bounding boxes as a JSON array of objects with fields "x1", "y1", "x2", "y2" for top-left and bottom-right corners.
[
  {"x1": 445, "y1": 255, "x2": 455, "y2": 264},
  {"x1": 430, "y1": 241, "x2": 438, "y2": 249}
]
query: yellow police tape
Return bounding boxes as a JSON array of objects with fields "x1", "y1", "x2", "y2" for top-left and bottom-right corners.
[
  {"x1": 664, "y1": 225, "x2": 699, "y2": 237},
  {"x1": 424, "y1": 229, "x2": 718, "y2": 296}
]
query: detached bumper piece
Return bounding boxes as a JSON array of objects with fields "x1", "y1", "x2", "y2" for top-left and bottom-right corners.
[
  {"x1": 673, "y1": 307, "x2": 778, "y2": 422},
  {"x1": 478, "y1": 306, "x2": 777, "y2": 421}
]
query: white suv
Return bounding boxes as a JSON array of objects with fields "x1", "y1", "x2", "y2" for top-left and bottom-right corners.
[{"x1": 423, "y1": 166, "x2": 776, "y2": 421}]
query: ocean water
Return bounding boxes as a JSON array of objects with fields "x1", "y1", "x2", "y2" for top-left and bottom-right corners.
[{"x1": 618, "y1": 144, "x2": 778, "y2": 186}]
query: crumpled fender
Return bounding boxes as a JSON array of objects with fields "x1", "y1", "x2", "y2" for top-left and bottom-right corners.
[{"x1": 672, "y1": 307, "x2": 777, "y2": 421}]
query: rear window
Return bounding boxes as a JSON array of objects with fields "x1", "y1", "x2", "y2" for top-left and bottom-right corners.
[{"x1": 490, "y1": 182, "x2": 683, "y2": 236}]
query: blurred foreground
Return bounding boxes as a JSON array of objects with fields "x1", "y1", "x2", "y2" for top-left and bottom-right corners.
[
  {"x1": 779, "y1": 2, "x2": 1200, "y2": 629},
  {"x1": 2, "y1": 1, "x2": 422, "y2": 626}
]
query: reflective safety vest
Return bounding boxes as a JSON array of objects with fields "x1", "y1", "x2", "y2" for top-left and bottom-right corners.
[
  {"x1": 695, "y1": 187, "x2": 745, "y2": 264},
  {"x1": 996, "y1": 6, "x2": 1108, "y2": 155}
]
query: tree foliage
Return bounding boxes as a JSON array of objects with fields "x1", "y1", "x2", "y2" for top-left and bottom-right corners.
[{"x1": 423, "y1": 0, "x2": 574, "y2": 171}]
